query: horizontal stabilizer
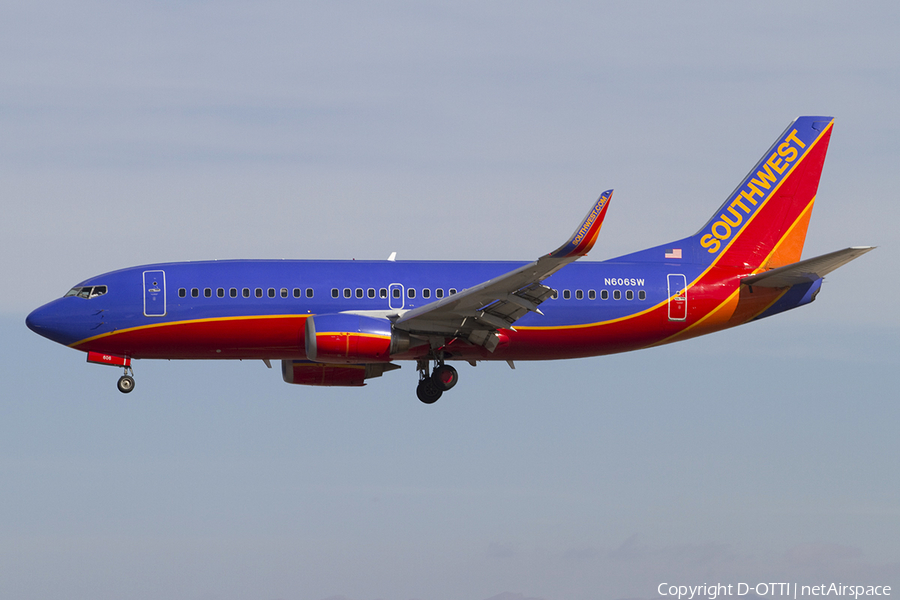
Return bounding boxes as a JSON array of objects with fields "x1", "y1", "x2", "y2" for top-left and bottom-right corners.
[{"x1": 742, "y1": 246, "x2": 875, "y2": 288}]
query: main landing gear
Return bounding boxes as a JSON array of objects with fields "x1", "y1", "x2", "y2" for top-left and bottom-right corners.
[
  {"x1": 117, "y1": 366, "x2": 135, "y2": 394},
  {"x1": 416, "y1": 357, "x2": 458, "y2": 404}
]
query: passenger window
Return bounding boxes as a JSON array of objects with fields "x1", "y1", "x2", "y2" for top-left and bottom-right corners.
[
  {"x1": 255, "y1": 288, "x2": 263, "y2": 298},
  {"x1": 217, "y1": 288, "x2": 225, "y2": 298},
  {"x1": 331, "y1": 288, "x2": 339, "y2": 298},
  {"x1": 392, "y1": 288, "x2": 401, "y2": 299},
  {"x1": 626, "y1": 290, "x2": 634, "y2": 300},
  {"x1": 588, "y1": 290, "x2": 596, "y2": 300},
  {"x1": 306, "y1": 288, "x2": 314, "y2": 298},
  {"x1": 268, "y1": 288, "x2": 275, "y2": 298},
  {"x1": 178, "y1": 288, "x2": 186, "y2": 298},
  {"x1": 204, "y1": 288, "x2": 212, "y2": 298},
  {"x1": 356, "y1": 288, "x2": 364, "y2": 298},
  {"x1": 601, "y1": 290, "x2": 609, "y2": 300},
  {"x1": 242, "y1": 288, "x2": 250, "y2": 298},
  {"x1": 613, "y1": 290, "x2": 621, "y2": 300},
  {"x1": 422, "y1": 288, "x2": 431, "y2": 299},
  {"x1": 380, "y1": 288, "x2": 388, "y2": 298},
  {"x1": 408, "y1": 288, "x2": 416, "y2": 299},
  {"x1": 191, "y1": 288, "x2": 199, "y2": 298},
  {"x1": 293, "y1": 288, "x2": 301, "y2": 298},
  {"x1": 367, "y1": 288, "x2": 376, "y2": 298},
  {"x1": 436, "y1": 288, "x2": 444, "y2": 298},
  {"x1": 563, "y1": 290, "x2": 571, "y2": 300},
  {"x1": 281, "y1": 288, "x2": 288, "y2": 298},
  {"x1": 449, "y1": 288, "x2": 457, "y2": 295},
  {"x1": 639, "y1": 290, "x2": 646, "y2": 300},
  {"x1": 551, "y1": 290, "x2": 558, "y2": 299},
  {"x1": 575, "y1": 290, "x2": 583, "y2": 300},
  {"x1": 343, "y1": 288, "x2": 351, "y2": 298},
  {"x1": 230, "y1": 288, "x2": 237, "y2": 298}
]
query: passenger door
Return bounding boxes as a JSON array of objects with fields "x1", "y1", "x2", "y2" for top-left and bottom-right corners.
[
  {"x1": 143, "y1": 270, "x2": 167, "y2": 317},
  {"x1": 667, "y1": 274, "x2": 687, "y2": 321}
]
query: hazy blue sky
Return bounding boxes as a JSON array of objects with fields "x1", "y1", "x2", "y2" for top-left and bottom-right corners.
[{"x1": 2, "y1": 2, "x2": 898, "y2": 599}]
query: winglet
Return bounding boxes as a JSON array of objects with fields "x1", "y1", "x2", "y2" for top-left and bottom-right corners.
[{"x1": 550, "y1": 190, "x2": 613, "y2": 258}]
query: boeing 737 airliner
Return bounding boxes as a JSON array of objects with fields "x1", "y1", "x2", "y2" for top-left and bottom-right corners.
[{"x1": 27, "y1": 116, "x2": 873, "y2": 403}]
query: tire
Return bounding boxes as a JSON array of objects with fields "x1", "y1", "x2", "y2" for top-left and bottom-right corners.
[
  {"x1": 117, "y1": 375, "x2": 135, "y2": 394},
  {"x1": 416, "y1": 379, "x2": 442, "y2": 404},
  {"x1": 431, "y1": 364, "x2": 458, "y2": 391}
]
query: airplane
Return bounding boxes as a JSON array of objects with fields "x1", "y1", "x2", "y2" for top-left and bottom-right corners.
[{"x1": 26, "y1": 116, "x2": 873, "y2": 403}]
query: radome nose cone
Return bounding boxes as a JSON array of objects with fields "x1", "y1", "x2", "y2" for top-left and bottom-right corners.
[
  {"x1": 25, "y1": 306, "x2": 47, "y2": 334},
  {"x1": 25, "y1": 299, "x2": 80, "y2": 346}
]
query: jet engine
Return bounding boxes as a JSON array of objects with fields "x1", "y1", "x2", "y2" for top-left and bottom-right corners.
[{"x1": 304, "y1": 313, "x2": 413, "y2": 363}]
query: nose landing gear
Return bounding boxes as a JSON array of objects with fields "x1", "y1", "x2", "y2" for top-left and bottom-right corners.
[
  {"x1": 86, "y1": 351, "x2": 136, "y2": 394},
  {"x1": 117, "y1": 366, "x2": 135, "y2": 394},
  {"x1": 415, "y1": 357, "x2": 459, "y2": 404}
]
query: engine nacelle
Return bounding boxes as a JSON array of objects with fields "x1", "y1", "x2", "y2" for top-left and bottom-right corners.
[
  {"x1": 282, "y1": 360, "x2": 400, "y2": 386},
  {"x1": 305, "y1": 313, "x2": 411, "y2": 363}
]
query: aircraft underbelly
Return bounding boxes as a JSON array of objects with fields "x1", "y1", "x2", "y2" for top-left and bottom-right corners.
[{"x1": 75, "y1": 315, "x2": 311, "y2": 360}]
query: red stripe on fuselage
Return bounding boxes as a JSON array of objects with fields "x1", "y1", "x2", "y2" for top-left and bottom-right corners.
[{"x1": 72, "y1": 315, "x2": 310, "y2": 360}]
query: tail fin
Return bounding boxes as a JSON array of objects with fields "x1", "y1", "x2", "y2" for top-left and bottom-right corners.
[{"x1": 693, "y1": 116, "x2": 834, "y2": 270}]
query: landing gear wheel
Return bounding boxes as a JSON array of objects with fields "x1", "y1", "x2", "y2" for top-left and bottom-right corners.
[
  {"x1": 117, "y1": 375, "x2": 135, "y2": 394},
  {"x1": 416, "y1": 378, "x2": 443, "y2": 404},
  {"x1": 432, "y1": 364, "x2": 458, "y2": 391}
]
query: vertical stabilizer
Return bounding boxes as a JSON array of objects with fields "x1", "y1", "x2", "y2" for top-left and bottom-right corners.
[{"x1": 693, "y1": 116, "x2": 834, "y2": 271}]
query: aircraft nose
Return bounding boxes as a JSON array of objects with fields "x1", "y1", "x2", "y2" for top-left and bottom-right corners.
[
  {"x1": 25, "y1": 304, "x2": 50, "y2": 334},
  {"x1": 26, "y1": 299, "x2": 84, "y2": 346}
]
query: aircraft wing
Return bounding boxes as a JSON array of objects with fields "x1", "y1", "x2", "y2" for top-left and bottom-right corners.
[
  {"x1": 394, "y1": 190, "x2": 613, "y2": 351},
  {"x1": 742, "y1": 246, "x2": 875, "y2": 288}
]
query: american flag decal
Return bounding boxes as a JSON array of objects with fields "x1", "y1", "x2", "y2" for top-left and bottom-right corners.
[{"x1": 665, "y1": 248, "x2": 682, "y2": 259}]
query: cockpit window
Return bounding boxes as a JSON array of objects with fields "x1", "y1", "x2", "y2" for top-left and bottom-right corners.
[{"x1": 64, "y1": 285, "x2": 108, "y2": 299}]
